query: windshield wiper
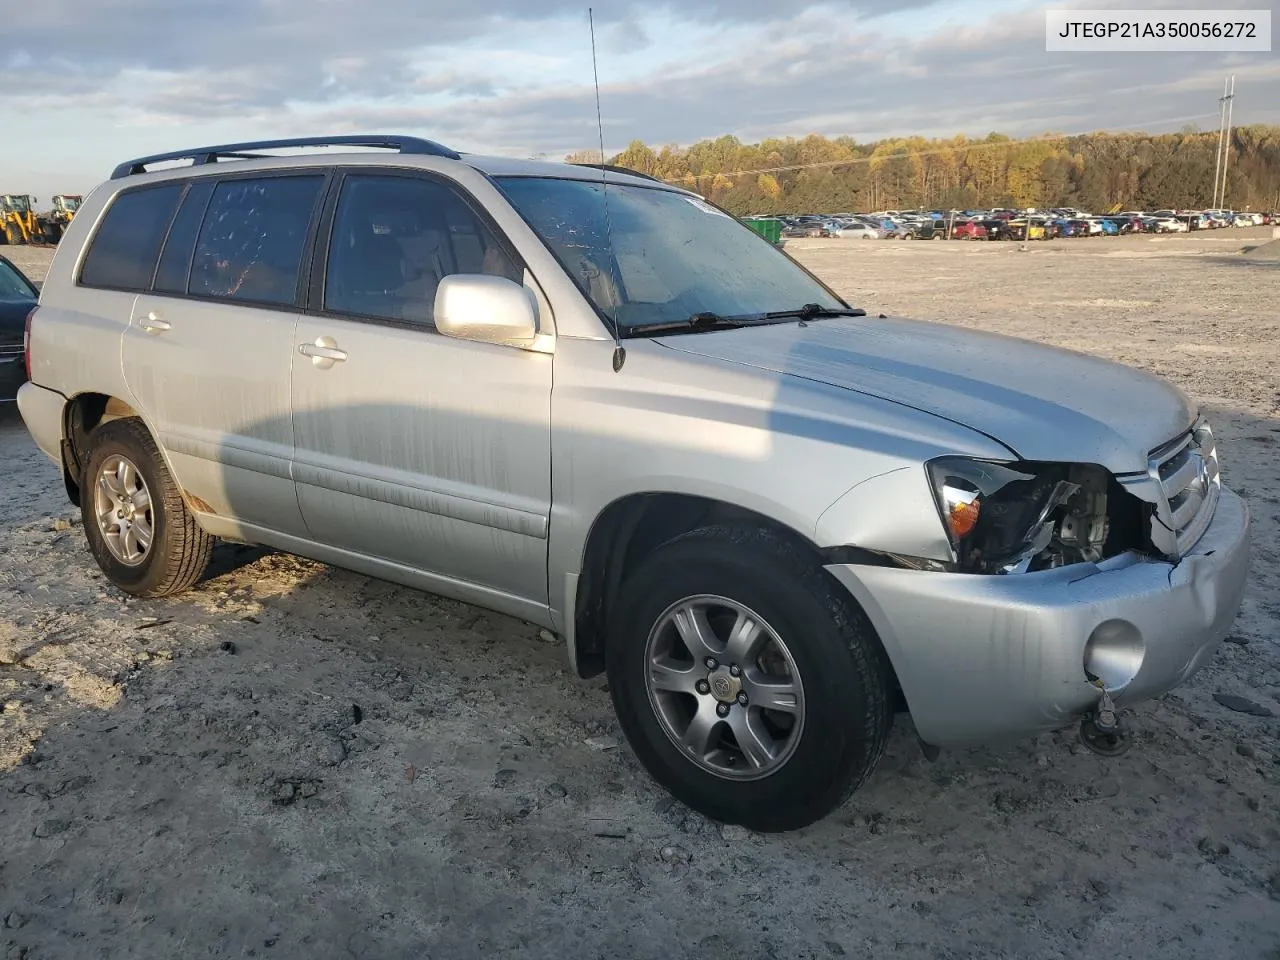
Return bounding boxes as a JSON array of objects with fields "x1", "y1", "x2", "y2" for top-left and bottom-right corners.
[
  {"x1": 761, "y1": 303, "x2": 867, "y2": 321},
  {"x1": 624, "y1": 304, "x2": 865, "y2": 338},
  {"x1": 624, "y1": 312, "x2": 761, "y2": 337}
]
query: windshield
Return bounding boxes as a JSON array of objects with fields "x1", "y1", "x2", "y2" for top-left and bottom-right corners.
[
  {"x1": 5, "y1": 196, "x2": 30, "y2": 213},
  {"x1": 0, "y1": 259, "x2": 35, "y2": 299},
  {"x1": 496, "y1": 176, "x2": 845, "y2": 331},
  {"x1": 62, "y1": 196, "x2": 80, "y2": 211}
]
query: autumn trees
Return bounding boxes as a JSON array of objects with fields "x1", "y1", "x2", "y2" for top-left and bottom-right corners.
[{"x1": 571, "y1": 127, "x2": 1280, "y2": 214}]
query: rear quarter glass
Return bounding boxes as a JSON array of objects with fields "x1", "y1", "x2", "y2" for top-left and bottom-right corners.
[{"x1": 79, "y1": 185, "x2": 185, "y2": 290}]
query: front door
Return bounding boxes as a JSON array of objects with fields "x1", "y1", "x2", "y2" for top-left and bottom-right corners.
[{"x1": 290, "y1": 171, "x2": 552, "y2": 607}]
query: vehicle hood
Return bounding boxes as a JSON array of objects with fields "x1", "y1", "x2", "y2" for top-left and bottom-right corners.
[{"x1": 654, "y1": 316, "x2": 1195, "y2": 475}]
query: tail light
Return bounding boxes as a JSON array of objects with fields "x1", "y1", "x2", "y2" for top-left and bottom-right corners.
[{"x1": 24, "y1": 306, "x2": 36, "y2": 381}]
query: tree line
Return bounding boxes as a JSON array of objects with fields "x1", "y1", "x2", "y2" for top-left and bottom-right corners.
[{"x1": 567, "y1": 125, "x2": 1280, "y2": 215}]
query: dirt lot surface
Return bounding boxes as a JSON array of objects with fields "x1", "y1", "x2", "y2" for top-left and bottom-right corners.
[{"x1": 1, "y1": 230, "x2": 1278, "y2": 959}]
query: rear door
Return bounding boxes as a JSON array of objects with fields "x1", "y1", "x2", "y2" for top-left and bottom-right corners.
[
  {"x1": 122, "y1": 172, "x2": 326, "y2": 537},
  {"x1": 290, "y1": 170, "x2": 552, "y2": 608}
]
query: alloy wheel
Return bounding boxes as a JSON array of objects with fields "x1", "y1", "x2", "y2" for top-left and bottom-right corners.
[
  {"x1": 93, "y1": 454, "x2": 154, "y2": 566},
  {"x1": 644, "y1": 595, "x2": 805, "y2": 780}
]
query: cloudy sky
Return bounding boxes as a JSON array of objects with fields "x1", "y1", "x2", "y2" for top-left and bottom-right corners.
[{"x1": 2, "y1": 0, "x2": 1276, "y2": 197}]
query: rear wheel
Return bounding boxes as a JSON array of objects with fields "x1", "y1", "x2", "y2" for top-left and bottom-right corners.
[
  {"x1": 606, "y1": 525, "x2": 894, "y2": 832},
  {"x1": 80, "y1": 418, "x2": 214, "y2": 597}
]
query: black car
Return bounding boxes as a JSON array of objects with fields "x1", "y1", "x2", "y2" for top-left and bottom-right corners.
[
  {"x1": 903, "y1": 219, "x2": 942, "y2": 239},
  {"x1": 0, "y1": 255, "x2": 38, "y2": 400},
  {"x1": 979, "y1": 218, "x2": 1013, "y2": 240}
]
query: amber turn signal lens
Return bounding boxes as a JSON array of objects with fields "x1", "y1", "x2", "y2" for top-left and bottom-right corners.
[{"x1": 947, "y1": 495, "x2": 981, "y2": 539}]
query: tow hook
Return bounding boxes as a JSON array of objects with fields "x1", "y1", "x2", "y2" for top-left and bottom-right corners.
[{"x1": 1079, "y1": 686, "x2": 1131, "y2": 757}]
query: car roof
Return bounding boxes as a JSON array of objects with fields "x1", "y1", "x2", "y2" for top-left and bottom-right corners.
[
  {"x1": 105, "y1": 136, "x2": 683, "y2": 194},
  {"x1": 463, "y1": 153, "x2": 676, "y2": 189}
]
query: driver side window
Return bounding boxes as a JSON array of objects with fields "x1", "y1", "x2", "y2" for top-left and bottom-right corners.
[{"x1": 324, "y1": 174, "x2": 521, "y2": 327}]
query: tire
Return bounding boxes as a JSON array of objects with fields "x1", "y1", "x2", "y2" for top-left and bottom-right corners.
[
  {"x1": 606, "y1": 525, "x2": 894, "y2": 832},
  {"x1": 80, "y1": 417, "x2": 214, "y2": 598}
]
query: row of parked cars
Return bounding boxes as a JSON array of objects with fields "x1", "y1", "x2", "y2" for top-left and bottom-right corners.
[{"x1": 767, "y1": 207, "x2": 1275, "y2": 242}]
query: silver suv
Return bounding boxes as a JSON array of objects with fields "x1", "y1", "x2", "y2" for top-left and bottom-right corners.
[{"x1": 17, "y1": 136, "x2": 1250, "y2": 831}]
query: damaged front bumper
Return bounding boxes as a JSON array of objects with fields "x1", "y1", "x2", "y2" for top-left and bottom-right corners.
[{"x1": 825, "y1": 487, "x2": 1250, "y2": 747}]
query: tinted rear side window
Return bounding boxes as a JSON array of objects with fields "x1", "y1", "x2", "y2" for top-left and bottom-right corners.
[
  {"x1": 189, "y1": 176, "x2": 323, "y2": 306},
  {"x1": 154, "y1": 180, "x2": 215, "y2": 294},
  {"x1": 79, "y1": 185, "x2": 184, "y2": 291}
]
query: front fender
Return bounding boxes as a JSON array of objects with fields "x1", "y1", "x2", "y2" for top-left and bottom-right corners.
[
  {"x1": 816, "y1": 465, "x2": 952, "y2": 562},
  {"x1": 546, "y1": 336, "x2": 1007, "y2": 626}
]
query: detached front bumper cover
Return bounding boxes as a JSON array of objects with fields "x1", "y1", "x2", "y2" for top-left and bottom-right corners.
[{"x1": 826, "y1": 487, "x2": 1250, "y2": 747}]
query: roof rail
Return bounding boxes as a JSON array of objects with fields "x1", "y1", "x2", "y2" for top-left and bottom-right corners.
[
  {"x1": 110, "y1": 135, "x2": 460, "y2": 179},
  {"x1": 569, "y1": 162, "x2": 665, "y2": 184}
]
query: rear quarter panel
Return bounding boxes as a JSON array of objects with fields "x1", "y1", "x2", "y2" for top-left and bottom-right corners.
[
  {"x1": 23, "y1": 182, "x2": 152, "y2": 480},
  {"x1": 28, "y1": 183, "x2": 137, "y2": 406}
]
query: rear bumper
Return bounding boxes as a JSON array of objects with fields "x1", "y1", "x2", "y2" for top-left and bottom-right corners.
[
  {"x1": 826, "y1": 487, "x2": 1251, "y2": 746},
  {"x1": 15, "y1": 380, "x2": 65, "y2": 463}
]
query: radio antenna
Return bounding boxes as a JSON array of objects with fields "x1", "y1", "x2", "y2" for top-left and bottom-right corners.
[{"x1": 588, "y1": 7, "x2": 626, "y2": 372}]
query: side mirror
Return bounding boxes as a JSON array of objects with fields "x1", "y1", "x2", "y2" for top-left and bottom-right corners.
[{"x1": 434, "y1": 274, "x2": 537, "y2": 346}]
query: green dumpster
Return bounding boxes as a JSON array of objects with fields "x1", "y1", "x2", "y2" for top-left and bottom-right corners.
[{"x1": 741, "y1": 216, "x2": 782, "y2": 244}]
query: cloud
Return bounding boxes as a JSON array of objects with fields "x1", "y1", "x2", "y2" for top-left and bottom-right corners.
[
  {"x1": 0, "y1": 0, "x2": 1276, "y2": 195},
  {"x1": 301, "y1": 6, "x2": 1279, "y2": 157}
]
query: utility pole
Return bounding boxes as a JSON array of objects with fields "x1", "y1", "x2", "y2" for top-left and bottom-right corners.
[
  {"x1": 1213, "y1": 75, "x2": 1233, "y2": 209},
  {"x1": 1212, "y1": 76, "x2": 1236, "y2": 209},
  {"x1": 1212, "y1": 77, "x2": 1228, "y2": 209}
]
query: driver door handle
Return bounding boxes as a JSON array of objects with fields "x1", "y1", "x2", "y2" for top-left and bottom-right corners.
[{"x1": 139, "y1": 312, "x2": 171, "y2": 334}]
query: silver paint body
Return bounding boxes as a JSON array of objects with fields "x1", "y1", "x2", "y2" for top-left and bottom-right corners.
[{"x1": 17, "y1": 151, "x2": 1251, "y2": 746}]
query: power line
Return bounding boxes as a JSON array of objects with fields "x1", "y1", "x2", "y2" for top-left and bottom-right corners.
[{"x1": 657, "y1": 112, "x2": 1222, "y2": 183}]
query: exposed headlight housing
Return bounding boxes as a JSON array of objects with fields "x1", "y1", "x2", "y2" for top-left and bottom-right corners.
[{"x1": 926, "y1": 457, "x2": 1138, "y2": 574}]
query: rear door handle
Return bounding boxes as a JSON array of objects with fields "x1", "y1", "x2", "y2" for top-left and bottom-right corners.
[
  {"x1": 299, "y1": 337, "x2": 347, "y2": 368},
  {"x1": 139, "y1": 312, "x2": 171, "y2": 334}
]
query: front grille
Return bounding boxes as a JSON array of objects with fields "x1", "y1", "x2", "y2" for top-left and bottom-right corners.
[{"x1": 1148, "y1": 421, "x2": 1220, "y2": 558}]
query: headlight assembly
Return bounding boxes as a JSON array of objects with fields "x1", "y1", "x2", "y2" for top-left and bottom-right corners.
[{"x1": 926, "y1": 457, "x2": 1125, "y2": 574}]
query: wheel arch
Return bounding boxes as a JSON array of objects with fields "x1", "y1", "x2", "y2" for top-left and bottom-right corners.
[
  {"x1": 567, "y1": 491, "x2": 903, "y2": 708},
  {"x1": 60, "y1": 392, "x2": 145, "y2": 504}
]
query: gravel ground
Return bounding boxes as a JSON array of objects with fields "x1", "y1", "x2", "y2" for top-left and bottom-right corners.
[{"x1": 1, "y1": 229, "x2": 1277, "y2": 960}]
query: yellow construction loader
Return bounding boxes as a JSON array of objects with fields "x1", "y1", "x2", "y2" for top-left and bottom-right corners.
[
  {"x1": 43, "y1": 194, "x2": 82, "y2": 243},
  {"x1": 0, "y1": 195, "x2": 41, "y2": 245}
]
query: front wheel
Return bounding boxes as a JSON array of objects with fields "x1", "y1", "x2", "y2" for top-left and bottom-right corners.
[
  {"x1": 607, "y1": 525, "x2": 894, "y2": 832},
  {"x1": 81, "y1": 418, "x2": 214, "y2": 597}
]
